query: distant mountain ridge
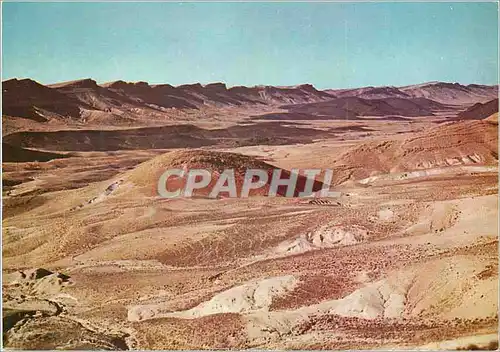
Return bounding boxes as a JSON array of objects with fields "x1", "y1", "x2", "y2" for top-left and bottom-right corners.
[
  {"x1": 3, "y1": 78, "x2": 334, "y2": 122},
  {"x1": 327, "y1": 82, "x2": 497, "y2": 104},
  {"x1": 2, "y1": 78, "x2": 498, "y2": 123}
]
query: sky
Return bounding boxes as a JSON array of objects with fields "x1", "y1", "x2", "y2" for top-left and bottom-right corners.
[{"x1": 2, "y1": 2, "x2": 498, "y2": 89}]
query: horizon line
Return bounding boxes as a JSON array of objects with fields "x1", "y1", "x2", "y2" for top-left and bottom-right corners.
[{"x1": 2, "y1": 76, "x2": 499, "y2": 91}]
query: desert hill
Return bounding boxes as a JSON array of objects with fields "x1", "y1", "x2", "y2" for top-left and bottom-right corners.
[
  {"x1": 2, "y1": 78, "x2": 89, "y2": 122},
  {"x1": 457, "y1": 98, "x2": 499, "y2": 120},
  {"x1": 48, "y1": 78, "x2": 144, "y2": 113},
  {"x1": 330, "y1": 119, "x2": 498, "y2": 184},
  {"x1": 399, "y1": 82, "x2": 498, "y2": 104},
  {"x1": 485, "y1": 112, "x2": 498, "y2": 122},
  {"x1": 124, "y1": 149, "x2": 325, "y2": 197}
]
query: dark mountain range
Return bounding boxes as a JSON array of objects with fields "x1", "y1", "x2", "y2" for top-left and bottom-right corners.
[{"x1": 2, "y1": 79, "x2": 497, "y2": 124}]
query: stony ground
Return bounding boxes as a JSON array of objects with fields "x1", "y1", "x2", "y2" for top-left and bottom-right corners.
[{"x1": 2, "y1": 114, "x2": 498, "y2": 350}]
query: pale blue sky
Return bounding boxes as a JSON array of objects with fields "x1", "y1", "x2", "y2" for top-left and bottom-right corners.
[{"x1": 2, "y1": 2, "x2": 498, "y2": 89}]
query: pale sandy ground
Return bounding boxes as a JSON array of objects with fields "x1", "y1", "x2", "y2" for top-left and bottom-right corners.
[{"x1": 2, "y1": 116, "x2": 498, "y2": 350}]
